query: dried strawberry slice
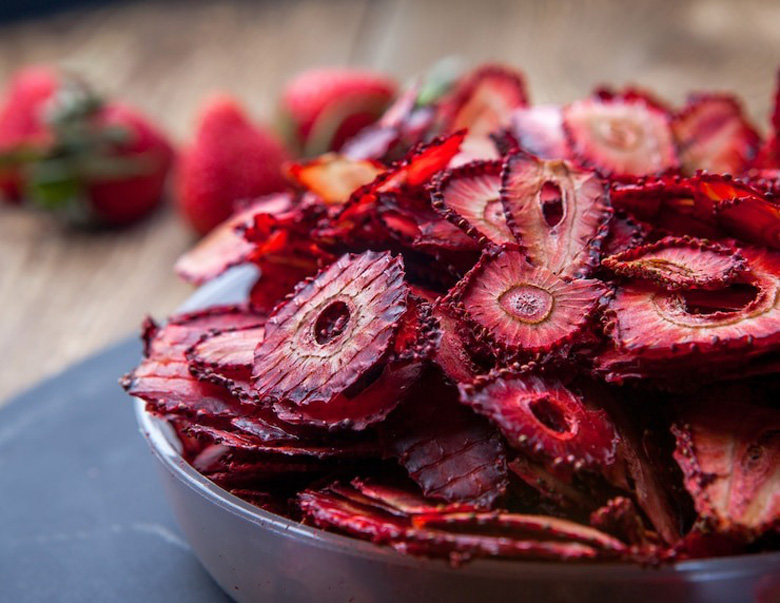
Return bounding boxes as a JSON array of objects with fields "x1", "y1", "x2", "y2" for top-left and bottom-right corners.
[
  {"x1": 563, "y1": 96, "x2": 679, "y2": 177},
  {"x1": 174, "y1": 194, "x2": 298, "y2": 285},
  {"x1": 671, "y1": 385, "x2": 780, "y2": 537},
  {"x1": 508, "y1": 455, "x2": 603, "y2": 512},
  {"x1": 431, "y1": 160, "x2": 516, "y2": 246},
  {"x1": 509, "y1": 105, "x2": 569, "y2": 160},
  {"x1": 589, "y1": 497, "x2": 651, "y2": 547},
  {"x1": 441, "y1": 64, "x2": 528, "y2": 137},
  {"x1": 412, "y1": 512, "x2": 627, "y2": 555},
  {"x1": 600, "y1": 210, "x2": 647, "y2": 257},
  {"x1": 381, "y1": 374, "x2": 508, "y2": 507},
  {"x1": 604, "y1": 246, "x2": 780, "y2": 359},
  {"x1": 602, "y1": 236, "x2": 748, "y2": 290},
  {"x1": 286, "y1": 153, "x2": 383, "y2": 205},
  {"x1": 430, "y1": 301, "x2": 481, "y2": 384},
  {"x1": 673, "y1": 94, "x2": 761, "y2": 175},
  {"x1": 715, "y1": 195, "x2": 780, "y2": 250},
  {"x1": 501, "y1": 153, "x2": 612, "y2": 277},
  {"x1": 122, "y1": 306, "x2": 266, "y2": 418},
  {"x1": 187, "y1": 325, "x2": 266, "y2": 380},
  {"x1": 454, "y1": 249, "x2": 609, "y2": 355},
  {"x1": 252, "y1": 251, "x2": 408, "y2": 407},
  {"x1": 271, "y1": 361, "x2": 421, "y2": 430},
  {"x1": 350, "y1": 478, "x2": 478, "y2": 515},
  {"x1": 461, "y1": 374, "x2": 619, "y2": 472}
]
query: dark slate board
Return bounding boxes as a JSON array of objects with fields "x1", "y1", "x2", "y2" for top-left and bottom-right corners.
[{"x1": 0, "y1": 337, "x2": 231, "y2": 602}]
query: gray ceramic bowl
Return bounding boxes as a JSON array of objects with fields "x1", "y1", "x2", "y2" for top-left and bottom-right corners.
[{"x1": 133, "y1": 267, "x2": 780, "y2": 603}]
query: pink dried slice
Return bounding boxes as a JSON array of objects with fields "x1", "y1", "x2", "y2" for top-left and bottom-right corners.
[
  {"x1": 604, "y1": 246, "x2": 780, "y2": 359},
  {"x1": 563, "y1": 95, "x2": 679, "y2": 177},
  {"x1": 456, "y1": 249, "x2": 609, "y2": 354},
  {"x1": 673, "y1": 94, "x2": 761, "y2": 176},
  {"x1": 431, "y1": 160, "x2": 516, "y2": 246},
  {"x1": 509, "y1": 104, "x2": 569, "y2": 160},
  {"x1": 252, "y1": 251, "x2": 408, "y2": 406},
  {"x1": 602, "y1": 236, "x2": 748, "y2": 290},
  {"x1": 671, "y1": 385, "x2": 779, "y2": 536},
  {"x1": 501, "y1": 153, "x2": 611, "y2": 278}
]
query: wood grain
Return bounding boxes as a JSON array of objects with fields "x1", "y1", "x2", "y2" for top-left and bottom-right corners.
[{"x1": 0, "y1": 0, "x2": 778, "y2": 404}]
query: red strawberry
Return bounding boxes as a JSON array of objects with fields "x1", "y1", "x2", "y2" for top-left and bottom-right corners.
[
  {"x1": 280, "y1": 67, "x2": 396, "y2": 156},
  {"x1": 85, "y1": 103, "x2": 174, "y2": 226},
  {"x1": 177, "y1": 96, "x2": 291, "y2": 235},
  {"x1": 0, "y1": 66, "x2": 58, "y2": 202}
]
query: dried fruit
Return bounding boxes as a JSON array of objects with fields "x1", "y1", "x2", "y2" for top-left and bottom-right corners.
[
  {"x1": 673, "y1": 94, "x2": 761, "y2": 176},
  {"x1": 431, "y1": 160, "x2": 515, "y2": 246},
  {"x1": 501, "y1": 153, "x2": 612, "y2": 277},
  {"x1": 462, "y1": 374, "x2": 619, "y2": 472},
  {"x1": 252, "y1": 251, "x2": 409, "y2": 426},
  {"x1": 125, "y1": 64, "x2": 780, "y2": 566},
  {"x1": 454, "y1": 249, "x2": 609, "y2": 355},
  {"x1": 563, "y1": 95, "x2": 678, "y2": 177},
  {"x1": 602, "y1": 236, "x2": 748, "y2": 290},
  {"x1": 671, "y1": 385, "x2": 779, "y2": 538}
]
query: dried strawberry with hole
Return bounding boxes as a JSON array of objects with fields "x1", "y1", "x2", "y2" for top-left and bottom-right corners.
[
  {"x1": 604, "y1": 246, "x2": 780, "y2": 362},
  {"x1": 251, "y1": 251, "x2": 410, "y2": 427},
  {"x1": 563, "y1": 95, "x2": 679, "y2": 177},
  {"x1": 501, "y1": 153, "x2": 612, "y2": 278},
  {"x1": 602, "y1": 236, "x2": 748, "y2": 290},
  {"x1": 671, "y1": 384, "x2": 780, "y2": 539},
  {"x1": 461, "y1": 373, "x2": 619, "y2": 473}
]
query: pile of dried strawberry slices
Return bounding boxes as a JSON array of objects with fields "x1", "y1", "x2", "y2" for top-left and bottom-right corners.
[{"x1": 123, "y1": 64, "x2": 779, "y2": 566}]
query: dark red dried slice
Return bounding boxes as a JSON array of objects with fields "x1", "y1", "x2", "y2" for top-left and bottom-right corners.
[
  {"x1": 287, "y1": 153, "x2": 383, "y2": 205},
  {"x1": 501, "y1": 153, "x2": 611, "y2": 277},
  {"x1": 508, "y1": 455, "x2": 602, "y2": 512},
  {"x1": 271, "y1": 361, "x2": 421, "y2": 430},
  {"x1": 122, "y1": 307, "x2": 267, "y2": 422},
  {"x1": 600, "y1": 210, "x2": 647, "y2": 257},
  {"x1": 604, "y1": 246, "x2": 780, "y2": 360},
  {"x1": 455, "y1": 249, "x2": 609, "y2": 354},
  {"x1": 431, "y1": 301, "x2": 481, "y2": 384},
  {"x1": 412, "y1": 512, "x2": 627, "y2": 555},
  {"x1": 671, "y1": 385, "x2": 779, "y2": 537},
  {"x1": 673, "y1": 94, "x2": 761, "y2": 176},
  {"x1": 442, "y1": 64, "x2": 528, "y2": 137},
  {"x1": 252, "y1": 251, "x2": 408, "y2": 407},
  {"x1": 589, "y1": 497, "x2": 651, "y2": 547},
  {"x1": 350, "y1": 478, "x2": 478, "y2": 515},
  {"x1": 174, "y1": 194, "x2": 296, "y2": 285},
  {"x1": 563, "y1": 96, "x2": 679, "y2": 177},
  {"x1": 715, "y1": 195, "x2": 780, "y2": 250},
  {"x1": 509, "y1": 104, "x2": 569, "y2": 160},
  {"x1": 602, "y1": 236, "x2": 748, "y2": 290},
  {"x1": 461, "y1": 374, "x2": 619, "y2": 472},
  {"x1": 431, "y1": 160, "x2": 516, "y2": 246},
  {"x1": 381, "y1": 375, "x2": 508, "y2": 507},
  {"x1": 188, "y1": 325, "x2": 266, "y2": 375}
]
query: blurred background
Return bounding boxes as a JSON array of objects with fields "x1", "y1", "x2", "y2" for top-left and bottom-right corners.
[{"x1": 0, "y1": 0, "x2": 778, "y2": 404}]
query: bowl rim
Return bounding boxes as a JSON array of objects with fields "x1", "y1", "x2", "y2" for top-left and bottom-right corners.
[{"x1": 134, "y1": 397, "x2": 780, "y2": 582}]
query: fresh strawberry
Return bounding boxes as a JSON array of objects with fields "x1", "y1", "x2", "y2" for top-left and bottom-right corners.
[
  {"x1": 84, "y1": 103, "x2": 174, "y2": 226},
  {"x1": 16, "y1": 76, "x2": 173, "y2": 227},
  {"x1": 0, "y1": 66, "x2": 58, "y2": 202},
  {"x1": 177, "y1": 96, "x2": 291, "y2": 235},
  {"x1": 280, "y1": 67, "x2": 397, "y2": 156}
]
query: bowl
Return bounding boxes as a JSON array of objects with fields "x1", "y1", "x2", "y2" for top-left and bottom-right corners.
[
  {"x1": 135, "y1": 400, "x2": 780, "y2": 603},
  {"x1": 133, "y1": 267, "x2": 780, "y2": 603}
]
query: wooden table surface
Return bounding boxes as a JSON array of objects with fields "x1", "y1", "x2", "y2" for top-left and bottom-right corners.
[{"x1": 0, "y1": 0, "x2": 778, "y2": 405}]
